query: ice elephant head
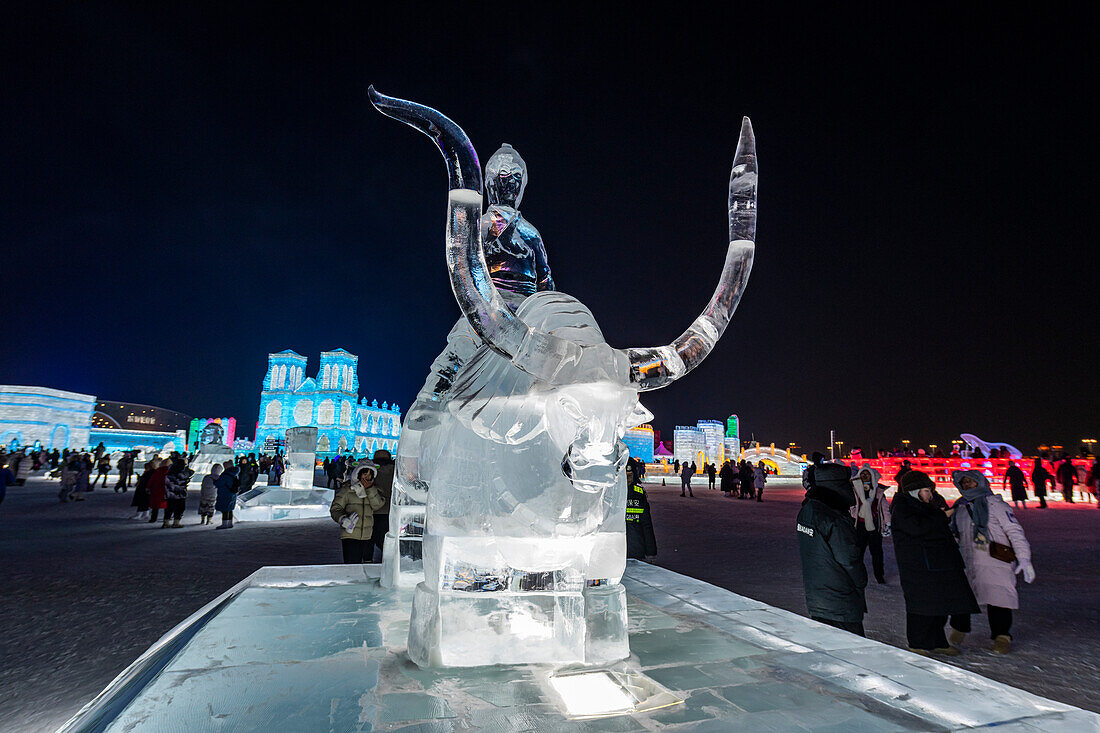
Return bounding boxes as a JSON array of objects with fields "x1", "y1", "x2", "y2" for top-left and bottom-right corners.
[{"x1": 369, "y1": 87, "x2": 757, "y2": 667}]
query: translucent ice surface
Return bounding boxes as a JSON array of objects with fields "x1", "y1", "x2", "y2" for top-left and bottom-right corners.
[
  {"x1": 368, "y1": 87, "x2": 758, "y2": 668},
  {"x1": 63, "y1": 562, "x2": 1095, "y2": 732}
]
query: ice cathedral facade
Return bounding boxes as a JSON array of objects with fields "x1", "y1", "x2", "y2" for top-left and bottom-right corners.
[{"x1": 254, "y1": 349, "x2": 400, "y2": 457}]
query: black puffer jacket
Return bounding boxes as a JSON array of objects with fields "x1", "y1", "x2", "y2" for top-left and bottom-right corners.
[
  {"x1": 890, "y1": 489, "x2": 979, "y2": 616},
  {"x1": 796, "y1": 464, "x2": 867, "y2": 623}
]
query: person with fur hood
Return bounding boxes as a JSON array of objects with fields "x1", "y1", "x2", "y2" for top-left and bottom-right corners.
[
  {"x1": 850, "y1": 462, "x2": 890, "y2": 584},
  {"x1": 330, "y1": 461, "x2": 387, "y2": 563},
  {"x1": 162, "y1": 457, "x2": 194, "y2": 528},
  {"x1": 947, "y1": 469, "x2": 1034, "y2": 654},
  {"x1": 198, "y1": 464, "x2": 222, "y2": 525},
  {"x1": 890, "y1": 470, "x2": 979, "y2": 656}
]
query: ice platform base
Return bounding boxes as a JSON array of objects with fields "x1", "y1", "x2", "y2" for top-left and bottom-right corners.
[
  {"x1": 233, "y1": 485, "x2": 335, "y2": 522},
  {"x1": 61, "y1": 561, "x2": 1098, "y2": 732}
]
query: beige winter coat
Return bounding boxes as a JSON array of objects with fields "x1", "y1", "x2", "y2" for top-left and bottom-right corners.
[{"x1": 330, "y1": 480, "x2": 386, "y2": 540}]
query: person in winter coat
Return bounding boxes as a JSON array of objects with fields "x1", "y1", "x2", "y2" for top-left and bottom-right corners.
[
  {"x1": 753, "y1": 461, "x2": 767, "y2": 502},
  {"x1": 890, "y1": 470, "x2": 979, "y2": 655},
  {"x1": 739, "y1": 460, "x2": 754, "y2": 499},
  {"x1": 1056, "y1": 457, "x2": 1077, "y2": 503},
  {"x1": 679, "y1": 461, "x2": 694, "y2": 497},
  {"x1": 705, "y1": 462, "x2": 717, "y2": 490},
  {"x1": 130, "y1": 460, "x2": 154, "y2": 519},
  {"x1": 625, "y1": 463, "x2": 658, "y2": 559},
  {"x1": 214, "y1": 462, "x2": 240, "y2": 528},
  {"x1": 58, "y1": 456, "x2": 80, "y2": 502},
  {"x1": 198, "y1": 464, "x2": 222, "y2": 525},
  {"x1": 330, "y1": 463, "x2": 387, "y2": 563},
  {"x1": 850, "y1": 463, "x2": 890, "y2": 584},
  {"x1": 1002, "y1": 461, "x2": 1029, "y2": 509},
  {"x1": 948, "y1": 470, "x2": 1035, "y2": 654},
  {"x1": 1030, "y1": 458, "x2": 1052, "y2": 508},
  {"x1": 114, "y1": 451, "x2": 134, "y2": 492},
  {"x1": 719, "y1": 460, "x2": 735, "y2": 497},
  {"x1": 147, "y1": 459, "x2": 169, "y2": 523},
  {"x1": 162, "y1": 457, "x2": 194, "y2": 528},
  {"x1": 796, "y1": 462, "x2": 867, "y2": 635},
  {"x1": 1088, "y1": 458, "x2": 1100, "y2": 507},
  {"x1": 89, "y1": 453, "x2": 111, "y2": 489}
]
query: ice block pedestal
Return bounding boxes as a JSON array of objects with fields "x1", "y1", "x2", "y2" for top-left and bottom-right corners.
[{"x1": 61, "y1": 562, "x2": 1097, "y2": 732}]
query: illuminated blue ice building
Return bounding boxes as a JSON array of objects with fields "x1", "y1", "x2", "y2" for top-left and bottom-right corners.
[{"x1": 254, "y1": 349, "x2": 400, "y2": 458}]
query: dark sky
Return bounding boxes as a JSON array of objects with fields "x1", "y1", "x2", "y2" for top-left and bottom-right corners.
[{"x1": 1, "y1": 4, "x2": 1095, "y2": 455}]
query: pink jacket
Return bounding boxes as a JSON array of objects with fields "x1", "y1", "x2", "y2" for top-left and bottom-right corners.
[{"x1": 953, "y1": 494, "x2": 1031, "y2": 609}]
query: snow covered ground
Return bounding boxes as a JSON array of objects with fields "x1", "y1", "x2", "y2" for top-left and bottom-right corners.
[{"x1": 0, "y1": 474, "x2": 1097, "y2": 731}]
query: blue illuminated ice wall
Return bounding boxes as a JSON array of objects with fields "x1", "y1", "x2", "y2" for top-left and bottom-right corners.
[
  {"x1": 622, "y1": 424, "x2": 655, "y2": 462},
  {"x1": 254, "y1": 349, "x2": 400, "y2": 458}
]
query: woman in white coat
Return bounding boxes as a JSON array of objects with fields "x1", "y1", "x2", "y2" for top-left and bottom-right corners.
[{"x1": 948, "y1": 470, "x2": 1035, "y2": 653}]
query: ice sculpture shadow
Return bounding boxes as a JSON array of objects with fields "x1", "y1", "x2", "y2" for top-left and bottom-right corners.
[{"x1": 370, "y1": 87, "x2": 756, "y2": 668}]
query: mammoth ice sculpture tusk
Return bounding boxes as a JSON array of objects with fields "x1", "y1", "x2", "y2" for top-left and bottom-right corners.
[{"x1": 368, "y1": 86, "x2": 756, "y2": 390}]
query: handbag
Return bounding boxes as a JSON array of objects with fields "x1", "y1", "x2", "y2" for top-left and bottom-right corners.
[{"x1": 988, "y1": 540, "x2": 1017, "y2": 563}]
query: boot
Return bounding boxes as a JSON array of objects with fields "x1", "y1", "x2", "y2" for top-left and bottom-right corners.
[
  {"x1": 161, "y1": 519, "x2": 171, "y2": 528},
  {"x1": 216, "y1": 520, "x2": 229, "y2": 529},
  {"x1": 948, "y1": 629, "x2": 966, "y2": 647},
  {"x1": 932, "y1": 646, "x2": 961, "y2": 657},
  {"x1": 148, "y1": 514, "x2": 158, "y2": 523},
  {"x1": 227, "y1": 519, "x2": 234, "y2": 528},
  {"x1": 172, "y1": 519, "x2": 182, "y2": 528},
  {"x1": 992, "y1": 635, "x2": 1011, "y2": 654}
]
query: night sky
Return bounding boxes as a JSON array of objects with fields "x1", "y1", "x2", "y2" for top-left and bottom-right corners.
[{"x1": 2, "y1": 5, "x2": 1095, "y2": 455}]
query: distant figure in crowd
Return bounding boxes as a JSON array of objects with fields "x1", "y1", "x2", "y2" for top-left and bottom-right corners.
[
  {"x1": 147, "y1": 458, "x2": 169, "y2": 523},
  {"x1": 75, "y1": 455, "x2": 91, "y2": 498},
  {"x1": 0, "y1": 462, "x2": 14, "y2": 509},
  {"x1": 370, "y1": 449, "x2": 395, "y2": 562},
  {"x1": 162, "y1": 457, "x2": 193, "y2": 528},
  {"x1": 1030, "y1": 458, "x2": 1053, "y2": 509},
  {"x1": 1002, "y1": 461, "x2": 1029, "y2": 509},
  {"x1": 850, "y1": 463, "x2": 890, "y2": 584},
  {"x1": 1056, "y1": 457, "x2": 1077, "y2": 503},
  {"x1": 1088, "y1": 458, "x2": 1100, "y2": 506},
  {"x1": 679, "y1": 461, "x2": 694, "y2": 497},
  {"x1": 893, "y1": 459, "x2": 912, "y2": 488},
  {"x1": 948, "y1": 470, "x2": 1034, "y2": 654},
  {"x1": 625, "y1": 464, "x2": 657, "y2": 559},
  {"x1": 114, "y1": 450, "x2": 135, "y2": 492},
  {"x1": 130, "y1": 460, "x2": 154, "y2": 520},
  {"x1": 720, "y1": 460, "x2": 735, "y2": 497},
  {"x1": 58, "y1": 456, "x2": 80, "y2": 502},
  {"x1": 753, "y1": 461, "x2": 767, "y2": 502},
  {"x1": 198, "y1": 464, "x2": 222, "y2": 525},
  {"x1": 797, "y1": 462, "x2": 867, "y2": 635},
  {"x1": 706, "y1": 462, "x2": 717, "y2": 490},
  {"x1": 214, "y1": 460, "x2": 240, "y2": 528},
  {"x1": 331, "y1": 463, "x2": 387, "y2": 563},
  {"x1": 890, "y1": 470, "x2": 979, "y2": 656},
  {"x1": 739, "y1": 459, "x2": 753, "y2": 499}
]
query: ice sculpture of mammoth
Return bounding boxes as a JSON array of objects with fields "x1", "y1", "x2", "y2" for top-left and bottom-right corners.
[{"x1": 370, "y1": 87, "x2": 757, "y2": 668}]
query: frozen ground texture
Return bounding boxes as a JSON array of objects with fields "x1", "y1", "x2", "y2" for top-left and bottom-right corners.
[
  {"x1": 66, "y1": 562, "x2": 1097, "y2": 731},
  {"x1": 1, "y1": 476, "x2": 1098, "y2": 731}
]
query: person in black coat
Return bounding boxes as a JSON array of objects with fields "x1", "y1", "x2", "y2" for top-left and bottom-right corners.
[
  {"x1": 625, "y1": 465, "x2": 657, "y2": 559},
  {"x1": 738, "y1": 460, "x2": 753, "y2": 499},
  {"x1": 890, "y1": 470, "x2": 979, "y2": 654},
  {"x1": 719, "y1": 460, "x2": 735, "y2": 497},
  {"x1": 796, "y1": 462, "x2": 867, "y2": 636},
  {"x1": 1002, "y1": 461, "x2": 1029, "y2": 509}
]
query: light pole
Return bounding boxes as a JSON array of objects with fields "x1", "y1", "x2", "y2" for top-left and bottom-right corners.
[
  {"x1": 901, "y1": 439, "x2": 910, "y2": 455},
  {"x1": 836, "y1": 441, "x2": 844, "y2": 459},
  {"x1": 1084, "y1": 438, "x2": 1097, "y2": 456}
]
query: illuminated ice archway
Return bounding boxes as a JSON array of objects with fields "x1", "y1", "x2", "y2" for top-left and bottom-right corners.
[
  {"x1": 293, "y1": 400, "x2": 313, "y2": 426},
  {"x1": 264, "y1": 401, "x2": 282, "y2": 425},
  {"x1": 317, "y1": 434, "x2": 331, "y2": 453},
  {"x1": 49, "y1": 423, "x2": 71, "y2": 449}
]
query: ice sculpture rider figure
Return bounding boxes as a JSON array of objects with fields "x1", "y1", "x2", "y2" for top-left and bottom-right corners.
[{"x1": 381, "y1": 144, "x2": 555, "y2": 587}]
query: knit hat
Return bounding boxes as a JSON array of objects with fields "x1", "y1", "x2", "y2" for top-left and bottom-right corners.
[{"x1": 899, "y1": 469, "x2": 935, "y2": 496}]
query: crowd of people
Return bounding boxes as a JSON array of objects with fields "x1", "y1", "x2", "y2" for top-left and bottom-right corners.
[
  {"x1": 669, "y1": 458, "x2": 768, "y2": 501},
  {"x1": 796, "y1": 452, "x2": 1048, "y2": 656}
]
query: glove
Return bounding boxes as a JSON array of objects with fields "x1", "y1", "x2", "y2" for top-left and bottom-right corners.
[
  {"x1": 1016, "y1": 561, "x2": 1036, "y2": 583},
  {"x1": 339, "y1": 512, "x2": 359, "y2": 533}
]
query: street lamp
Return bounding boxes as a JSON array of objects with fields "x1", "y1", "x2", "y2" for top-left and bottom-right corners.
[
  {"x1": 1084, "y1": 438, "x2": 1097, "y2": 456},
  {"x1": 836, "y1": 440, "x2": 844, "y2": 459}
]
